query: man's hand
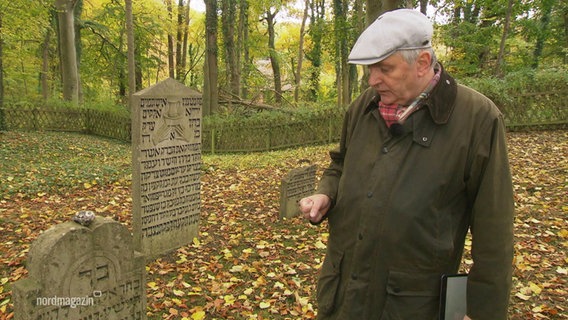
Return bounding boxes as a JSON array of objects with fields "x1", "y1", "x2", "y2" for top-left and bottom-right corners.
[
  {"x1": 298, "y1": 194, "x2": 331, "y2": 223},
  {"x1": 463, "y1": 315, "x2": 472, "y2": 320}
]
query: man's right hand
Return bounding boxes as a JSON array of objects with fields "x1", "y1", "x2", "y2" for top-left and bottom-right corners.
[{"x1": 298, "y1": 194, "x2": 331, "y2": 223}]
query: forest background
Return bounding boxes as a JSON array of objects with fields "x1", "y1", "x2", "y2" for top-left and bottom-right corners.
[
  {"x1": 0, "y1": 0, "x2": 566, "y2": 118},
  {"x1": 0, "y1": 0, "x2": 567, "y2": 319}
]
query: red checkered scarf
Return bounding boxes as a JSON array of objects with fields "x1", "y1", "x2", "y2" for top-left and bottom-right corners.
[{"x1": 378, "y1": 66, "x2": 442, "y2": 128}]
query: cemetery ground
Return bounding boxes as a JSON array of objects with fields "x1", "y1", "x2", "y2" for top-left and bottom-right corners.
[{"x1": 0, "y1": 130, "x2": 567, "y2": 320}]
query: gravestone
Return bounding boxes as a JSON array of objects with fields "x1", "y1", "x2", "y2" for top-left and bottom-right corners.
[
  {"x1": 279, "y1": 163, "x2": 317, "y2": 219},
  {"x1": 12, "y1": 216, "x2": 146, "y2": 319},
  {"x1": 131, "y1": 78, "x2": 202, "y2": 258}
]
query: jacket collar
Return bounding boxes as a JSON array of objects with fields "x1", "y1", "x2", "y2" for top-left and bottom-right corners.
[{"x1": 364, "y1": 64, "x2": 457, "y2": 125}]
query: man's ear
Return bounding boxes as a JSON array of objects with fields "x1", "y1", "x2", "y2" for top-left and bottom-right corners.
[{"x1": 416, "y1": 51, "x2": 433, "y2": 76}]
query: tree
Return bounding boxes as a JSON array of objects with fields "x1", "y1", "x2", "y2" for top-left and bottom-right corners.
[
  {"x1": 0, "y1": 8, "x2": 4, "y2": 130},
  {"x1": 264, "y1": 7, "x2": 283, "y2": 104},
  {"x1": 221, "y1": 0, "x2": 240, "y2": 98},
  {"x1": 294, "y1": 0, "x2": 310, "y2": 103},
  {"x1": 203, "y1": 0, "x2": 219, "y2": 116},
  {"x1": 305, "y1": 0, "x2": 325, "y2": 101},
  {"x1": 239, "y1": 0, "x2": 251, "y2": 100},
  {"x1": 126, "y1": 0, "x2": 136, "y2": 104},
  {"x1": 495, "y1": 0, "x2": 513, "y2": 77},
  {"x1": 55, "y1": 0, "x2": 80, "y2": 105}
]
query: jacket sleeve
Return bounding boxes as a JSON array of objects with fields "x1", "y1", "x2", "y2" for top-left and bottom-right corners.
[{"x1": 466, "y1": 114, "x2": 515, "y2": 319}]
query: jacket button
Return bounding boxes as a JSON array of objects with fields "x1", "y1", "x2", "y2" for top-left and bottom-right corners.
[
  {"x1": 351, "y1": 273, "x2": 358, "y2": 280},
  {"x1": 382, "y1": 146, "x2": 388, "y2": 154},
  {"x1": 367, "y1": 191, "x2": 373, "y2": 198},
  {"x1": 358, "y1": 233, "x2": 363, "y2": 240}
]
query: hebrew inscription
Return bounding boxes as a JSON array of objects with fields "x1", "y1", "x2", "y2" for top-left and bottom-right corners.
[
  {"x1": 12, "y1": 217, "x2": 146, "y2": 320},
  {"x1": 132, "y1": 78, "x2": 202, "y2": 258},
  {"x1": 279, "y1": 164, "x2": 317, "y2": 219}
]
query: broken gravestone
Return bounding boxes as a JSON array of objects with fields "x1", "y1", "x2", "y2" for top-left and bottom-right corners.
[
  {"x1": 12, "y1": 214, "x2": 146, "y2": 319},
  {"x1": 279, "y1": 163, "x2": 317, "y2": 219}
]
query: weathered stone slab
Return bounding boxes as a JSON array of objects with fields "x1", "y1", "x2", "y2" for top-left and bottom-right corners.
[
  {"x1": 131, "y1": 78, "x2": 202, "y2": 258},
  {"x1": 12, "y1": 217, "x2": 146, "y2": 319},
  {"x1": 279, "y1": 164, "x2": 317, "y2": 219}
]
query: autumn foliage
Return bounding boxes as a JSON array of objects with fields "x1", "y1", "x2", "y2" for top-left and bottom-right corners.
[{"x1": 0, "y1": 130, "x2": 567, "y2": 319}]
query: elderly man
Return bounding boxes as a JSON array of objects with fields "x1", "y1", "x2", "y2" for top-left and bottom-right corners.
[{"x1": 299, "y1": 9, "x2": 514, "y2": 320}]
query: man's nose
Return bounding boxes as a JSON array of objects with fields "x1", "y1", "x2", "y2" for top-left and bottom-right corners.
[{"x1": 368, "y1": 69, "x2": 382, "y2": 87}]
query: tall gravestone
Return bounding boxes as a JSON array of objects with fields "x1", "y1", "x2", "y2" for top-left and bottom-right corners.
[
  {"x1": 12, "y1": 217, "x2": 146, "y2": 319},
  {"x1": 279, "y1": 163, "x2": 317, "y2": 219},
  {"x1": 131, "y1": 78, "x2": 202, "y2": 258}
]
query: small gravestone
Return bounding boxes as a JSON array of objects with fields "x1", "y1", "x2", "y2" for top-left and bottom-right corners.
[
  {"x1": 131, "y1": 78, "x2": 202, "y2": 258},
  {"x1": 279, "y1": 163, "x2": 317, "y2": 219},
  {"x1": 12, "y1": 215, "x2": 146, "y2": 319}
]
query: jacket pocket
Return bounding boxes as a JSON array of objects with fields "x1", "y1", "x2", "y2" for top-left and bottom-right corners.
[
  {"x1": 316, "y1": 246, "x2": 344, "y2": 316},
  {"x1": 380, "y1": 271, "x2": 440, "y2": 320}
]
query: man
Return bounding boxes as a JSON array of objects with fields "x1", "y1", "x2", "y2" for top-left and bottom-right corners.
[{"x1": 299, "y1": 9, "x2": 514, "y2": 320}]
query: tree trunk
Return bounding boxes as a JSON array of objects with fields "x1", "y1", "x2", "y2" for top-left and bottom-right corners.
[
  {"x1": 306, "y1": 0, "x2": 325, "y2": 102},
  {"x1": 74, "y1": 0, "x2": 83, "y2": 103},
  {"x1": 238, "y1": 0, "x2": 247, "y2": 99},
  {"x1": 126, "y1": 0, "x2": 136, "y2": 105},
  {"x1": 294, "y1": 0, "x2": 310, "y2": 103},
  {"x1": 55, "y1": 0, "x2": 79, "y2": 105},
  {"x1": 0, "y1": 12, "x2": 4, "y2": 129},
  {"x1": 181, "y1": 0, "x2": 190, "y2": 81},
  {"x1": 222, "y1": 0, "x2": 239, "y2": 98},
  {"x1": 366, "y1": 0, "x2": 381, "y2": 24},
  {"x1": 203, "y1": 0, "x2": 219, "y2": 116},
  {"x1": 495, "y1": 0, "x2": 513, "y2": 77},
  {"x1": 266, "y1": 9, "x2": 282, "y2": 104},
  {"x1": 165, "y1": 0, "x2": 175, "y2": 78},
  {"x1": 41, "y1": 18, "x2": 52, "y2": 102},
  {"x1": 419, "y1": 0, "x2": 428, "y2": 14}
]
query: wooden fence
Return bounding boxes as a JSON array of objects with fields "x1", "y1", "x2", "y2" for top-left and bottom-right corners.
[{"x1": 1, "y1": 90, "x2": 566, "y2": 153}]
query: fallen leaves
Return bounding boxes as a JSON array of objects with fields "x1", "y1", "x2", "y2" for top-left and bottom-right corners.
[{"x1": 0, "y1": 130, "x2": 566, "y2": 319}]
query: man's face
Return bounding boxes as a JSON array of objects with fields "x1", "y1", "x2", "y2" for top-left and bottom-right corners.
[{"x1": 367, "y1": 52, "x2": 420, "y2": 106}]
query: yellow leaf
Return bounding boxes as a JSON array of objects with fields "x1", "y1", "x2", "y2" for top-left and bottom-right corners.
[
  {"x1": 314, "y1": 240, "x2": 327, "y2": 249},
  {"x1": 515, "y1": 292, "x2": 531, "y2": 301},
  {"x1": 229, "y1": 265, "x2": 243, "y2": 273},
  {"x1": 84, "y1": 182, "x2": 92, "y2": 189},
  {"x1": 556, "y1": 266, "x2": 568, "y2": 275},
  {"x1": 191, "y1": 311, "x2": 206, "y2": 320},
  {"x1": 224, "y1": 294, "x2": 236, "y2": 306},
  {"x1": 173, "y1": 289, "x2": 185, "y2": 297},
  {"x1": 259, "y1": 301, "x2": 271, "y2": 309},
  {"x1": 192, "y1": 237, "x2": 200, "y2": 247},
  {"x1": 529, "y1": 282, "x2": 542, "y2": 295}
]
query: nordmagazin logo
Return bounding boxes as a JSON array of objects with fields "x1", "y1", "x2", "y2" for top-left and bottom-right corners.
[{"x1": 35, "y1": 292, "x2": 99, "y2": 308}]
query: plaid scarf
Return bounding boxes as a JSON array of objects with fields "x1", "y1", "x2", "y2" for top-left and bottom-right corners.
[{"x1": 378, "y1": 65, "x2": 442, "y2": 128}]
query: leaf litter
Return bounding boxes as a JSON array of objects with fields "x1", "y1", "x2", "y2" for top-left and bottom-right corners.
[{"x1": 0, "y1": 130, "x2": 566, "y2": 319}]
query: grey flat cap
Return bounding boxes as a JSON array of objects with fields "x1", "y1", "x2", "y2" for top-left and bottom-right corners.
[{"x1": 348, "y1": 9, "x2": 433, "y2": 65}]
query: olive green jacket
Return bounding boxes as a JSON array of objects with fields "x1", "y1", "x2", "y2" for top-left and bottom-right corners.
[{"x1": 315, "y1": 68, "x2": 514, "y2": 319}]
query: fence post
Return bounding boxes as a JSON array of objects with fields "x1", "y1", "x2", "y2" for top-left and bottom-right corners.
[
  {"x1": 328, "y1": 114, "x2": 333, "y2": 143},
  {"x1": 211, "y1": 129, "x2": 216, "y2": 154},
  {"x1": 266, "y1": 127, "x2": 272, "y2": 151}
]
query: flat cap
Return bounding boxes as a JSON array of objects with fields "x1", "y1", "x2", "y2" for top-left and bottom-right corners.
[{"x1": 348, "y1": 9, "x2": 433, "y2": 65}]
